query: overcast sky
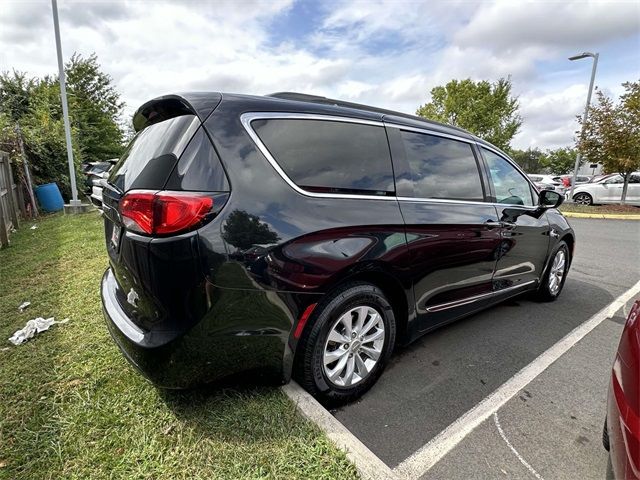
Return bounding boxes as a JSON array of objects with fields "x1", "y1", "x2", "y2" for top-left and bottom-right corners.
[{"x1": 1, "y1": 0, "x2": 639, "y2": 150}]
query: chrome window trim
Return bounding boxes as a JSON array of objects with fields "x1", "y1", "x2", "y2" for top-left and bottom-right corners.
[
  {"x1": 240, "y1": 112, "x2": 395, "y2": 201},
  {"x1": 240, "y1": 111, "x2": 542, "y2": 209},
  {"x1": 425, "y1": 280, "x2": 537, "y2": 313},
  {"x1": 384, "y1": 122, "x2": 476, "y2": 144}
]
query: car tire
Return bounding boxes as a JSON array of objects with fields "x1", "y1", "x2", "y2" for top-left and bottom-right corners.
[
  {"x1": 574, "y1": 192, "x2": 593, "y2": 206},
  {"x1": 534, "y1": 241, "x2": 570, "y2": 302},
  {"x1": 603, "y1": 418, "x2": 610, "y2": 451},
  {"x1": 294, "y1": 282, "x2": 396, "y2": 406}
]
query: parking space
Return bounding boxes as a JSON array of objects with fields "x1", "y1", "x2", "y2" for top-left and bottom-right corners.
[{"x1": 330, "y1": 218, "x2": 640, "y2": 477}]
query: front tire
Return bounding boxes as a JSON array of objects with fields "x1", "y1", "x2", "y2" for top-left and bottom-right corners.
[
  {"x1": 294, "y1": 282, "x2": 396, "y2": 406},
  {"x1": 574, "y1": 192, "x2": 593, "y2": 205},
  {"x1": 535, "y1": 241, "x2": 570, "y2": 302}
]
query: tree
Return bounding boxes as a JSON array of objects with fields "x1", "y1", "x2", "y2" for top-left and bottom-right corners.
[
  {"x1": 542, "y1": 147, "x2": 579, "y2": 175},
  {"x1": 508, "y1": 147, "x2": 546, "y2": 173},
  {"x1": 65, "y1": 53, "x2": 125, "y2": 163},
  {"x1": 577, "y1": 81, "x2": 640, "y2": 203},
  {"x1": 0, "y1": 71, "x2": 34, "y2": 121},
  {"x1": 416, "y1": 78, "x2": 522, "y2": 150},
  {"x1": 0, "y1": 54, "x2": 125, "y2": 200},
  {"x1": 222, "y1": 210, "x2": 280, "y2": 251}
]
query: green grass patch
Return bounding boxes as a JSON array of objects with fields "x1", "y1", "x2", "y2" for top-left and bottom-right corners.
[
  {"x1": 0, "y1": 212, "x2": 358, "y2": 479},
  {"x1": 560, "y1": 203, "x2": 640, "y2": 214}
]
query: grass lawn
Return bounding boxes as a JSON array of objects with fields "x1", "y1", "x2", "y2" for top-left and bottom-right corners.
[
  {"x1": 560, "y1": 202, "x2": 640, "y2": 215},
  {"x1": 0, "y1": 211, "x2": 358, "y2": 480}
]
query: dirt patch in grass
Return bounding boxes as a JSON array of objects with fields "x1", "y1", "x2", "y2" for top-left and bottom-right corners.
[{"x1": 0, "y1": 212, "x2": 358, "y2": 479}]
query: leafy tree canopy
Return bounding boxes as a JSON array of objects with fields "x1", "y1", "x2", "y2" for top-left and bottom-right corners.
[
  {"x1": 577, "y1": 81, "x2": 640, "y2": 202},
  {"x1": 417, "y1": 78, "x2": 522, "y2": 151},
  {"x1": 0, "y1": 53, "x2": 125, "y2": 200}
]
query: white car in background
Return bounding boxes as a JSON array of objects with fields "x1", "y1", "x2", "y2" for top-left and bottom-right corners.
[
  {"x1": 528, "y1": 174, "x2": 567, "y2": 195},
  {"x1": 571, "y1": 173, "x2": 640, "y2": 205}
]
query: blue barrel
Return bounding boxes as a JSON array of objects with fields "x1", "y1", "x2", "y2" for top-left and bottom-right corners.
[{"x1": 35, "y1": 183, "x2": 64, "y2": 212}]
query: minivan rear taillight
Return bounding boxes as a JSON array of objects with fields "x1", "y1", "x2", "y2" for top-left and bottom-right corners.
[{"x1": 119, "y1": 190, "x2": 214, "y2": 235}]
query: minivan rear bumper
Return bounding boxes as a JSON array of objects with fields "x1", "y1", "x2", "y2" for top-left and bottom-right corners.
[{"x1": 101, "y1": 268, "x2": 295, "y2": 388}]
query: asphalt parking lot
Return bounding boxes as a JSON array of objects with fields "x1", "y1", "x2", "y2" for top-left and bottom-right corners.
[{"x1": 331, "y1": 218, "x2": 640, "y2": 479}]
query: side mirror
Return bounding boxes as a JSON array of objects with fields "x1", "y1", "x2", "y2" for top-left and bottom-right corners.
[{"x1": 538, "y1": 190, "x2": 563, "y2": 209}]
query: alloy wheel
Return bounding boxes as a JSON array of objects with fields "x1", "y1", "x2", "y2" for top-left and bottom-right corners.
[
  {"x1": 323, "y1": 305, "x2": 385, "y2": 387},
  {"x1": 574, "y1": 193, "x2": 592, "y2": 205},
  {"x1": 548, "y1": 249, "x2": 566, "y2": 295}
]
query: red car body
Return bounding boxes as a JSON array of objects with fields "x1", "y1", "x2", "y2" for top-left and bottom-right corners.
[{"x1": 607, "y1": 299, "x2": 640, "y2": 479}]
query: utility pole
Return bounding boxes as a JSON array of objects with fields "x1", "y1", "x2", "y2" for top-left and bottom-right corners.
[
  {"x1": 568, "y1": 52, "x2": 599, "y2": 201},
  {"x1": 51, "y1": 0, "x2": 86, "y2": 212}
]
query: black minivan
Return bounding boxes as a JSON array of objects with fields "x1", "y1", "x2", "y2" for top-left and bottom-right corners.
[{"x1": 101, "y1": 92, "x2": 574, "y2": 405}]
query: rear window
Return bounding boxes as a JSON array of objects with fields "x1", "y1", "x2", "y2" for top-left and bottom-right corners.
[
  {"x1": 110, "y1": 114, "x2": 199, "y2": 192},
  {"x1": 252, "y1": 118, "x2": 394, "y2": 195},
  {"x1": 399, "y1": 130, "x2": 484, "y2": 201}
]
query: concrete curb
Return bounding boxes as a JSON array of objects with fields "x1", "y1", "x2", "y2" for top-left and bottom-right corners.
[
  {"x1": 281, "y1": 382, "x2": 397, "y2": 480},
  {"x1": 561, "y1": 211, "x2": 640, "y2": 220}
]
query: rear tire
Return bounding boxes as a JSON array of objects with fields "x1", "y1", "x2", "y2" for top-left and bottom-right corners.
[
  {"x1": 535, "y1": 241, "x2": 569, "y2": 302},
  {"x1": 574, "y1": 192, "x2": 593, "y2": 205},
  {"x1": 294, "y1": 282, "x2": 396, "y2": 406}
]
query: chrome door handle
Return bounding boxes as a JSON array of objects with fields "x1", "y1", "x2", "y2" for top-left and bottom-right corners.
[{"x1": 484, "y1": 220, "x2": 502, "y2": 229}]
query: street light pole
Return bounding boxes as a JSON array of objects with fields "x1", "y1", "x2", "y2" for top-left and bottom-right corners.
[
  {"x1": 568, "y1": 51, "x2": 599, "y2": 201},
  {"x1": 51, "y1": 0, "x2": 81, "y2": 207}
]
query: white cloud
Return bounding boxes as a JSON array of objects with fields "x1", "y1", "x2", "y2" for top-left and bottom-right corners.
[
  {"x1": 0, "y1": 0, "x2": 638, "y2": 151},
  {"x1": 456, "y1": 0, "x2": 640, "y2": 53}
]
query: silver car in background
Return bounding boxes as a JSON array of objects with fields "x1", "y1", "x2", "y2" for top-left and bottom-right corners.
[
  {"x1": 528, "y1": 174, "x2": 567, "y2": 196},
  {"x1": 572, "y1": 172, "x2": 640, "y2": 205}
]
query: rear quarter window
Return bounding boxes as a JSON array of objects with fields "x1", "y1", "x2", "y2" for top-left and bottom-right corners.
[
  {"x1": 110, "y1": 114, "x2": 199, "y2": 192},
  {"x1": 251, "y1": 118, "x2": 394, "y2": 195}
]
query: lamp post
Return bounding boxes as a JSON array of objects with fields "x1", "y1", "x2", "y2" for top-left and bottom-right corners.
[
  {"x1": 568, "y1": 51, "x2": 599, "y2": 201},
  {"x1": 51, "y1": 0, "x2": 83, "y2": 209}
]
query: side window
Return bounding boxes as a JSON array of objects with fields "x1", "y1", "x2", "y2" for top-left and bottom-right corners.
[
  {"x1": 482, "y1": 148, "x2": 535, "y2": 206},
  {"x1": 604, "y1": 175, "x2": 623, "y2": 184},
  {"x1": 252, "y1": 119, "x2": 394, "y2": 195},
  {"x1": 165, "y1": 127, "x2": 229, "y2": 192},
  {"x1": 629, "y1": 175, "x2": 639, "y2": 184},
  {"x1": 399, "y1": 131, "x2": 484, "y2": 201}
]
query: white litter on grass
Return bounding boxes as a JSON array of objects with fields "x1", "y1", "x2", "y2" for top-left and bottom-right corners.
[
  {"x1": 18, "y1": 301, "x2": 31, "y2": 312},
  {"x1": 8, "y1": 317, "x2": 69, "y2": 346},
  {"x1": 30, "y1": 225, "x2": 38, "y2": 230}
]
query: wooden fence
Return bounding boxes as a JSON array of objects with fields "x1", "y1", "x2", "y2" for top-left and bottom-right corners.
[{"x1": 0, "y1": 151, "x2": 21, "y2": 247}]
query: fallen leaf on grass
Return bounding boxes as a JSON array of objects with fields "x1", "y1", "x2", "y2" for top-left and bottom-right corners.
[{"x1": 0, "y1": 460, "x2": 6, "y2": 468}]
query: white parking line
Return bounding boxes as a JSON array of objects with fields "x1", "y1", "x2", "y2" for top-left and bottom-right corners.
[
  {"x1": 394, "y1": 280, "x2": 640, "y2": 479},
  {"x1": 493, "y1": 412, "x2": 544, "y2": 480}
]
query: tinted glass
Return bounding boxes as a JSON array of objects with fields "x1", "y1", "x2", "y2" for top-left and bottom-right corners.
[
  {"x1": 252, "y1": 119, "x2": 394, "y2": 194},
  {"x1": 165, "y1": 127, "x2": 229, "y2": 192},
  {"x1": 110, "y1": 115, "x2": 199, "y2": 191},
  {"x1": 604, "y1": 175, "x2": 623, "y2": 184},
  {"x1": 400, "y1": 131, "x2": 484, "y2": 201},
  {"x1": 631, "y1": 175, "x2": 640, "y2": 184},
  {"x1": 483, "y1": 148, "x2": 535, "y2": 206}
]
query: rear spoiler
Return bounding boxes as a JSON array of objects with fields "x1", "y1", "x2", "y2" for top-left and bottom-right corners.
[{"x1": 132, "y1": 93, "x2": 222, "y2": 132}]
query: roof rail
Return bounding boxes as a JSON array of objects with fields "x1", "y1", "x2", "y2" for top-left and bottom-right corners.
[{"x1": 267, "y1": 92, "x2": 467, "y2": 133}]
